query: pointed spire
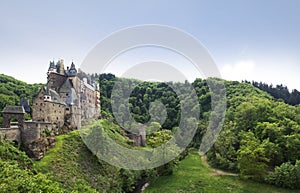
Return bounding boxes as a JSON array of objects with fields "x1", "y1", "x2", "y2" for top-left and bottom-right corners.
[
  {"x1": 68, "y1": 61, "x2": 77, "y2": 76},
  {"x1": 48, "y1": 60, "x2": 56, "y2": 74}
]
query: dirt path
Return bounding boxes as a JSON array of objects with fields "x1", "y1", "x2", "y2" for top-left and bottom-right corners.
[{"x1": 201, "y1": 154, "x2": 238, "y2": 177}]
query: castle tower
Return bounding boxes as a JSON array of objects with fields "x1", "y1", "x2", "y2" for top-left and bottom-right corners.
[{"x1": 56, "y1": 59, "x2": 65, "y2": 75}]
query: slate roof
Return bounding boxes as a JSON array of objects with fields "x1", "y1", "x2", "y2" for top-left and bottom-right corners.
[
  {"x1": 49, "y1": 89, "x2": 64, "y2": 104},
  {"x1": 66, "y1": 88, "x2": 78, "y2": 105},
  {"x1": 2, "y1": 106, "x2": 25, "y2": 114},
  {"x1": 20, "y1": 98, "x2": 31, "y2": 113},
  {"x1": 67, "y1": 62, "x2": 78, "y2": 76}
]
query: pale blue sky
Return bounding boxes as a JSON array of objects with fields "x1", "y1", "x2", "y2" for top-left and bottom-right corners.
[{"x1": 0, "y1": 0, "x2": 300, "y2": 90}]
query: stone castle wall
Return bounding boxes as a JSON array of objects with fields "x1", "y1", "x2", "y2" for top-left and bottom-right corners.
[
  {"x1": 32, "y1": 90, "x2": 65, "y2": 127},
  {"x1": 67, "y1": 105, "x2": 81, "y2": 129},
  {"x1": 47, "y1": 73, "x2": 67, "y2": 91},
  {"x1": 0, "y1": 127, "x2": 21, "y2": 144},
  {"x1": 22, "y1": 121, "x2": 55, "y2": 144},
  {"x1": 0, "y1": 121, "x2": 57, "y2": 145}
]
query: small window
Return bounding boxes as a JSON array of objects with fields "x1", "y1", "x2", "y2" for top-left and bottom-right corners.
[
  {"x1": 66, "y1": 93, "x2": 69, "y2": 96},
  {"x1": 56, "y1": 117, "x2": 59, "y2": 120},
  {"x1": 40, "y1": 109, "x2": 42, "y2": 111},
  {"x1": 66, "y1": 108, "x2": 70, "y2": 111}
]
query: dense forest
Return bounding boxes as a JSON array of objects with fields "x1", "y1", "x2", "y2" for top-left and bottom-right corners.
[
  {"x1": 243, "y1": 80, "x2": 300, "y2": 106},
  {"x1": 99, "y1": 74, "x2": 300, "y2": 189},
  {"x1": 208, "y1": 81, "x2": 300, "y2": 189}
]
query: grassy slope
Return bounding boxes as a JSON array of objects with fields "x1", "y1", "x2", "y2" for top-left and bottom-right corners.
[
  {"x1": 34, "y1": 128, "x2": 126, "y2": 192},
  {"x1": 34, "y1": 130, "x2": 102, "y2": 191},
  {"x1": 145, "y1": 149, "x2": 299, "y2": 193},
  {"x1": 34, "y1": 119, "x2": 145, "y2": 192}
]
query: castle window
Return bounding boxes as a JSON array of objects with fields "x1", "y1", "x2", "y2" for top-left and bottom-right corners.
[
  {"x1": 66, "y1": 108, "x2": 70, "y2": 111},
  {"x1": 53, "y1": 104, "x2": 54, "y2": 107},
  {"x1": 66, "y1": 93, "x2": 69, "y2": 96},
  {"x1": 56, "y1": 117, "x2": 58, "y2": 120},
  {"x1": 40, "y1": 103, "x2": 42, "y2": 106},
  {"x1": 40, "y1": 108, "x2": 42, "y2": 111}
]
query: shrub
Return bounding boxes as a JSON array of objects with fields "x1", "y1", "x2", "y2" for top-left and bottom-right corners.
[{"x1": 265, "y1": 160, "x2": 300, "y2": 189}]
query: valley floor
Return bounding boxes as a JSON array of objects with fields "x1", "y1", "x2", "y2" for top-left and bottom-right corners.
[{"x1": 144, "y1": 149, "x2": 299, "y2": 193}]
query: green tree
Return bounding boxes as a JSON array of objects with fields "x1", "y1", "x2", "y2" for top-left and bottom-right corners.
[
  {"x1": 147, "y1": 130, "x2": 172, "y2": 148},
  {"x1": 0, "y1": 159, "x2": 64, "y2": 192},
  {"x1": 237, "y1": 131, "x2": 269, "y2": 181}
]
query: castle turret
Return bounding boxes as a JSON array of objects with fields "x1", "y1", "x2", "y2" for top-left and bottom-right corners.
[
  {"x1": 56, "y1": 59, "x2": 65, "y2": 75},
  {"x1": 44, "y1": 85, "x2": 52, "y2": 102},
  {"x1": 47, "y1": 61, "x2": 56, "y2": 75},
  {"x1": 67, "y1": 62, "x2": 78, "y2": 77}
]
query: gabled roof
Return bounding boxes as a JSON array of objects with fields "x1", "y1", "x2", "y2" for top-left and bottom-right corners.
[{"x1": 2, "y1": 106, "x2": 25, "y2": 114}]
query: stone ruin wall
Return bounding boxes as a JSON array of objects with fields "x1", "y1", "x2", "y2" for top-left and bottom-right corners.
[
  {"x1": 22, "y1": 121, "x2": 57, "y2": 160},
  {"x1": 0, "y1": 127, "x2": 21, "y2": 144}
]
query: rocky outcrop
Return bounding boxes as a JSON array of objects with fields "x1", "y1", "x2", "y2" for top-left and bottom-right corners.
[{"x1": 25, "y1": 136, "x2": 56, "y2": 160}]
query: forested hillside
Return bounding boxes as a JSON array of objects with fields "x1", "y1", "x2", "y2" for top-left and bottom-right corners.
[
  {"x1": 99, "y1": 74, "x2": 300, "y2": 189},
  {"x1": 209, "y1": 81, "x2": 300, "y2": 189}
]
